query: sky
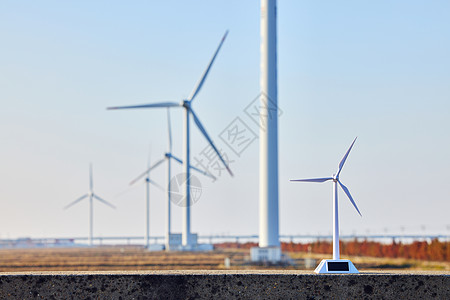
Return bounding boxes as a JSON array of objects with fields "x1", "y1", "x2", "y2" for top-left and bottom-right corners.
[{"x1": 0, "y1": 0, "x2": 449, "y2": 240}]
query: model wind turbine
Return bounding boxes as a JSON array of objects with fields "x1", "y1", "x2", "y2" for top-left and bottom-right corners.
[
  {"x1": 290, "y1": 137, "x2": 362, "y2": 274},
  {"x1": 64, "y1": 164, "x2": 115, "y2": 246},
  {"x1": 108, "y1": 32, "x2": 232, "y2": 249}
]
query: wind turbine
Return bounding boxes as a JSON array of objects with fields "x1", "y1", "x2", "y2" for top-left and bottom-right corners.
[
  {"x1": 128, "y1": 150, "x2": 164, "y2": 250},
  {"x1": 290, "y1": 137, "x2": 362, "y2": 273},
  {"x1": 129, "y1": 108, "x2": 215, "y2": 250},
  {"x1": 108, "y1": 32, "x2": 232, "y2": 249},
  {"x1": 64, "y1": 164, "x2": 115, "y2": 246}
]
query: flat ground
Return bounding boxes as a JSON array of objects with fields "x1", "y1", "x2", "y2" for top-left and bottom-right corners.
[{"x1": 0, "y1": 247, "x2": 448, "y2": 272}]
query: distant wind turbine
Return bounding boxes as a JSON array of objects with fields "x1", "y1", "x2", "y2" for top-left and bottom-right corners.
[
  {"x1": 108, "y1": 31, "x2": 232, "y2": 248},
  {"x1": 64, "y1": 164, "x2": 115, "y2": 246},
  {"x1": 128, "y1": 149, "x2": 164, "y2": 249},
  {"x1": 290, "y1": 137, "x2": 362, "y2": 273},
  {"x1": 129, "y1": 108, "x2": 215, "y2": 249}
]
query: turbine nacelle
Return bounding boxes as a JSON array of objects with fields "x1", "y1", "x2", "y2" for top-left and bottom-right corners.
[{"x1": 182, "y1": 100, "x2": 190, "y2": 109}]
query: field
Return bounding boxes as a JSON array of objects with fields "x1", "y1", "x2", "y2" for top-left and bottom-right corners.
[
  {"x1": 0, "y1": 247, "x2": 449, "y2": 272},
  {"x1": 0, "y1": 247, "x2": 244, "y2": 272}
]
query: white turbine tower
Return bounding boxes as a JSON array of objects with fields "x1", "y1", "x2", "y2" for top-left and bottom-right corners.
[
  {"x1": 108, "y1": 32, "x2": 232, "y2": 249},
  {"x1": 251, "y1": 0, "x2": 280, "y2": 263},
  {"x1": 64, "y1": 164, "x2": 115, "y2": 246},
  {"x1": 130, "y1": 109, "x2": 215, "y2": 250},
  {"x1": 290, "y1": 137, "x2": 362, "y2": 273}
]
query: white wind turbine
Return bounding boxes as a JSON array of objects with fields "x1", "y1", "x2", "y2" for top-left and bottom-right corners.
[
  {"x1": 290, "y1": 137, "x2": 362, "y2": 273},
  {"x1": 64, "y1": 164, "x2": 115, "y2": 246},
  {"x1": 129, "y1": 108, "x2": 215, "y2": 250},
  {"x1": 108, "y1": 32, "x2": 233, "y2": 248},
  {"x1": 128, "y1": 150, "x2": 164, "y2": 249}
]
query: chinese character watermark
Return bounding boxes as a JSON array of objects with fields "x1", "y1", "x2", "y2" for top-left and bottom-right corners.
[
  {"x1": 219, "y1": 117, "x2": 257, "y2": 157},
  {"x1": 244, "y1": 92, "x2": 283, "y2": 131},
  {"x1": 192, "y1": 91, "x2": 283, "y2": 183}
]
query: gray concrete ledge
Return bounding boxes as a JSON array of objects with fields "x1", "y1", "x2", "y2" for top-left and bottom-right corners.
[{"x1": 0, "y1": 271, "x2": 448, "y2": 299}]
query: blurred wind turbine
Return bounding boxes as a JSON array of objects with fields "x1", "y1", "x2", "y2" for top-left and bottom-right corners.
[
  {"x1": 290, "y1": 137, "x2": 362, "y2": 273},
  {"x1": 129, "y1": 149, "x2": 164, "y2": 249},
  {"x1": 64, "y1": 164, "x2": 115, "y2": 246},
  {"x1": 130, "y1": 108, "x2": 215, "y2": 249},
  {"x1": 108, "y1": 31, "x2": 232, "y2": 248}
]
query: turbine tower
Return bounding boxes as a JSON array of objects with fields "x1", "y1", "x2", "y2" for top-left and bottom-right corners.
[
  {"x1": 291, "y1": 137, "x2": 362, "y2": 273},
  {"x1": 64, "y1": 164, "x2": 115, "y2": 246},
  {"x1": 108, "y1": 32, "x2": 232, "y2": 249},
  {"x1": 259, "y1": 0, "x2": 280, "y2": 253}
]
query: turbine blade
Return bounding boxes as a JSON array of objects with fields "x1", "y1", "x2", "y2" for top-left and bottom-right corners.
[
  {"x1": 168, "y1": 153, "x2": 215, "y2": 179},
  {"x1": 93, "y1": 194, "x2": 116, "y2": 209},
  {"x1": 89, "y1": 163, "x2": 93, "y2": 191},
  {"x1": 190, "y1": 165, "x2": 216, "y2": 180},
  {"x1": 147, "y1": 144, "x2": 152, "y2": 169},
  {"x1": 290, "y1": 177, "x2": 333, "y2": 183},
  {"x1": 169, "y1": 154, "x2": 183, "y2": 165},
  {"x1": 113, "y1": 180, "x2": 162, "y2": 198},
  {"x1": 112, "y1": 186, "x2": 135, "y2": 199},
  {"x1": 148, "y1": 179, "x2": 165, "y2": 191},
  {"x1": 107, "y1": 102, "x2": 180, "y2": 110},
  {"x1": 167, "y1": 108, "x2": 173, "y2": 153},
  {"x1": 130, "y1": 158, "x2": 166, "y2": 185},
  {"x1": 64, "y1": 194, "x2": 88, "y2": 210},
  {"x1": 188, "y1": 31, "x2": 228, "y2": 102},
  {"x1": 338, "y1": 180, "x2": 362, "y2": 216},
  {"x1": 130, "y1": 173, "x2": 146, "y2": 186},
  {"x1": 149, "y1": 157, "x2": 166, "y2": 170},
  {"x1": 337, "y1": 137, "x2": 357, "y2": 177},
  {"x1": 190, "y1": 108, "x2": 233, "y2": 176}
]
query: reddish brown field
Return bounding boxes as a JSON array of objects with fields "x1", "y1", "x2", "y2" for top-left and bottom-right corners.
[
  {"x1": 0, "y1": 247, "x2": 448, "y2": 272},
  {"x1": 0, "y1": 247, "x2": 246, "y2": 272}
]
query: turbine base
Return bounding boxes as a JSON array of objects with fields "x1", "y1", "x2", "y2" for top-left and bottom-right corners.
[
  {"x1": 250, "y1": 247, "x2": 281, "y2": 263},
  {"x1": 314, "y1": 259, "x2": 359, "y2": 274}
]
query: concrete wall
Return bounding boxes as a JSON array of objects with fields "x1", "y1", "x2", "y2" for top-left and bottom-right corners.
[{"x1": 0, "y1": 273, "x2": 448, "y2": 299}]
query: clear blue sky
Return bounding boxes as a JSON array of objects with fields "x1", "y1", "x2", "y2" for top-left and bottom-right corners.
[{"x1": 1, "y1": 0, "x2": 449, "y2": 239}]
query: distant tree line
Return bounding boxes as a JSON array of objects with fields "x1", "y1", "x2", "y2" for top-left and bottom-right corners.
[{"x1": 214, "y1": 239, "x2": 450, "y2": 262}]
